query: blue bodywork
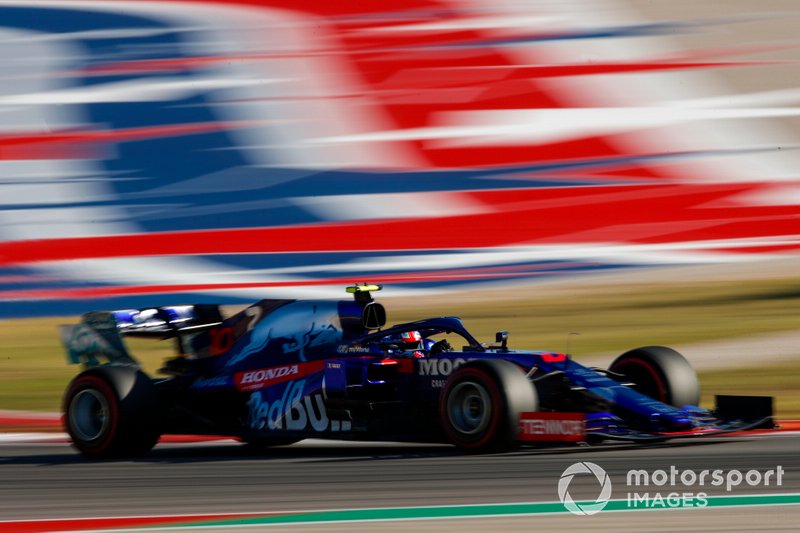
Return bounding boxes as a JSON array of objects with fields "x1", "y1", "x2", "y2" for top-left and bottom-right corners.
[{"x1": 61, "y1": 289, "x2": 763, "y2": 444}]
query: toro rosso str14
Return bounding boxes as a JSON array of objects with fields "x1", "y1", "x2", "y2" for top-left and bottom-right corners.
[{"x1": 60, "y1": 285, "x2": 773, "y2": 457}]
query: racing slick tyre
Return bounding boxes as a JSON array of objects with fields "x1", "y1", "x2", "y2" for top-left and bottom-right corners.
[
  {"x1": 439, "y1": 359, "x2": 538, "y2": 453},
  {"x1": 63, "y1": 366, "x2": 161, "y2": 459},
  {"x1": 609, "y1": 346, "x2": 700, "y2": 407}
]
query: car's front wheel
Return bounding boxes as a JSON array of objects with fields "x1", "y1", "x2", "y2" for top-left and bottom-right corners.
[
  {"x1": 439, "y1": 360, "x2": 537, "y2": 452},
  {"x1": 609, "y1": 346, "x2": 700, "y2": 407}
]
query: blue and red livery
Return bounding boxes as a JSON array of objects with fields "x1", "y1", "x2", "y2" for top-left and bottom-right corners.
[{"x1": 60, "y1": 285, "x2": 773, "y2": 457}]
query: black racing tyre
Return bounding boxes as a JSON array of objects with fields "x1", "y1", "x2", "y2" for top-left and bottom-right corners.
[
  {"x1": 63, "y1": 366, "x2": 161, "y2": 458},
  {"x1": 609, "y1": 346, "x2": 700, "y2": 407},
  {"x1": 439, "y1": 359, "x2": 538, "y2": 452}
]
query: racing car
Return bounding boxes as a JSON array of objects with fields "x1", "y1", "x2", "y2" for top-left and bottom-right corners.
[{"x1": 60, "y1": 285, "x2": 773, "y2": 458}]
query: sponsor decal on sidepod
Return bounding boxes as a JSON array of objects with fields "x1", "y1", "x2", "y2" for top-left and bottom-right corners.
[
  {"x1": 417, "y1": 357, "x2": 475, "y2": 377},
  {"x1": 248, "y1": 379, "x2": 351, "y2": 433},
  {"x1": 235, "y1": 361, "x2": 324, "y2": 392}
]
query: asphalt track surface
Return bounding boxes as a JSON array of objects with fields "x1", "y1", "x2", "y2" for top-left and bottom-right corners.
[{"x1": 1, "y1": 433, "x2": 799, "y2": 531}]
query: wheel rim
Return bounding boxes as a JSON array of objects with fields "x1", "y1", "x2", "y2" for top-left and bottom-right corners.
[
  {"x1": 447, "y1": 381, "x2": 492, "y2": 436},
  {"x1": 69, "y1": 388, "x2": 111, "y2": 442}
]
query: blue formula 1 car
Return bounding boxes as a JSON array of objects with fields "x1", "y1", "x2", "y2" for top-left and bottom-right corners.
[{"x1": 60, "y1": 285, "x2": 773, "y2": 457}]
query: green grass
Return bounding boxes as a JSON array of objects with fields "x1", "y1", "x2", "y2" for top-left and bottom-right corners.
[
  {"x1": 1, "y1": 277, "x2": 799, "y2": 416},
  {"x1": 699, "y1": 360, "x2": 800, "y2": 418},
  {"x1": 0, "y1": 318, "x2": 174, "y2": 412},
  {"x1": 388, "y1": 278, "x2": 800, "y2": 355}
]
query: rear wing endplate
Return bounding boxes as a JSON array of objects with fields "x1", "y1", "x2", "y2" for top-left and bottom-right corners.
[
  {"x1": 60, "y1": 311, "x2": 136, "y2": 367},
  {"x1": 60, "y1": 305, "x2": 223, "y2": 367}
]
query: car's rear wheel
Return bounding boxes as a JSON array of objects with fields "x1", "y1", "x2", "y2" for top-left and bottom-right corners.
[
  {"x1": 609, "y1": 346, "x2": 700, "y2": 407},
  {"x1": 439, "y1": 360, "x2": 537, "y2": 452},
  {"x1": 64, "y1": 367, "x2": 161, "y2": 458}
]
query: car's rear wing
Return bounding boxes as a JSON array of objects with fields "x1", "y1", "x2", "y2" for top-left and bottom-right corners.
[{"x1": 59, "y1": 305, "x2": 224, "y2": 367}]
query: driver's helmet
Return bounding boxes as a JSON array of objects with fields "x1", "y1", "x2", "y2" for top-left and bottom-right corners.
[{"x1": 398, "y1": 330, "x2": 422, "y2": 349}]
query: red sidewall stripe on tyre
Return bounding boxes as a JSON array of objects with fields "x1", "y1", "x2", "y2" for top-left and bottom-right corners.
[
  {"x1": 440, "y1": 367, "x2": 504, "y2": 449},
  {"x1": 614, "y1": 357, "x2": 668, "y2": 404},
  {"x1": 64, "y1": 375, "x2": 119, "y2": 455}
]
